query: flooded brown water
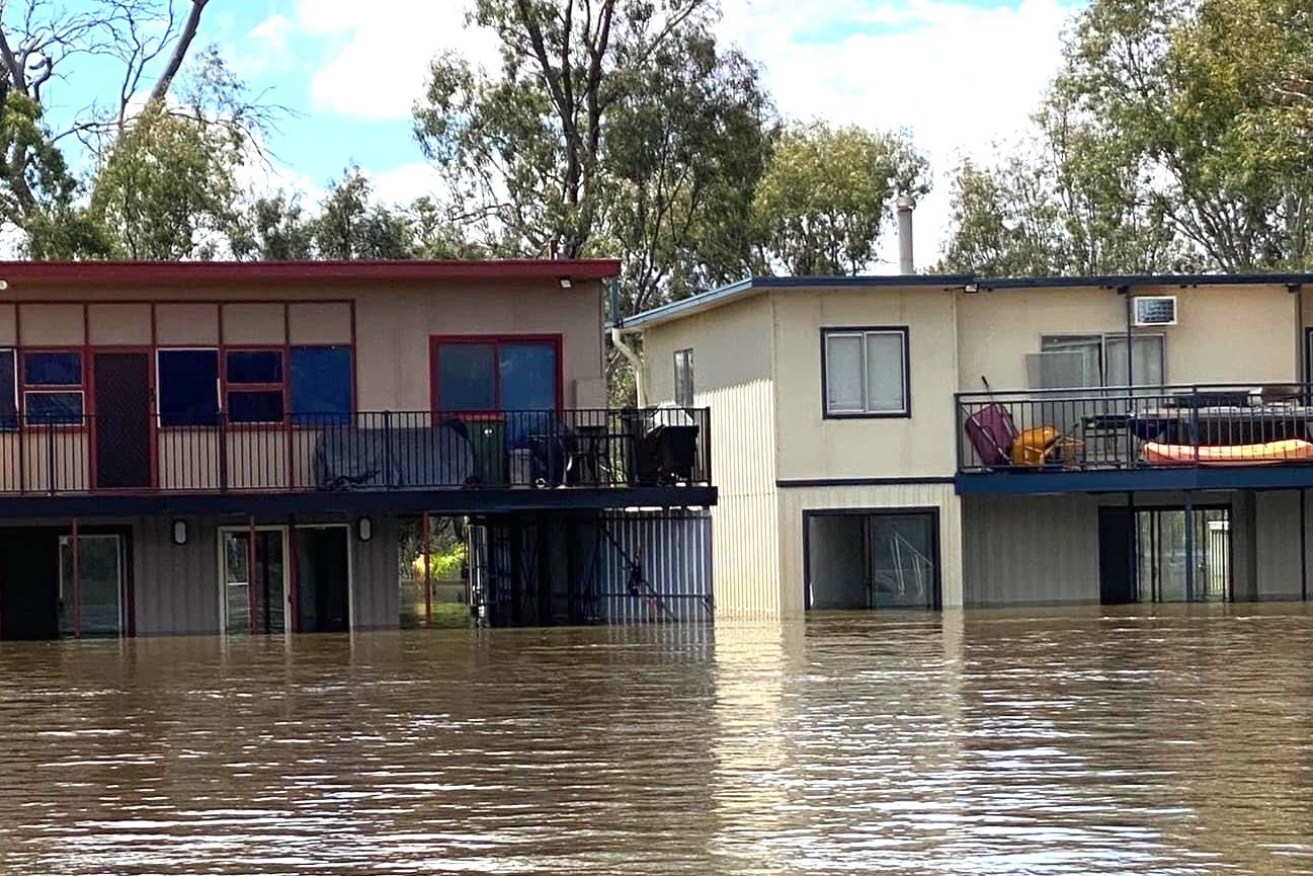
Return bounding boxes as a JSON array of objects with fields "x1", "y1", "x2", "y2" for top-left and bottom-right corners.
[{"x1": 1, "y1": 605, "x2": 1312, "y2": 875}]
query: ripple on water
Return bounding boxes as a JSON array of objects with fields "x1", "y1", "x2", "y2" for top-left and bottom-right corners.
[{"x1": 0, "y1": 606, "x2": 1310, "y2": 874}]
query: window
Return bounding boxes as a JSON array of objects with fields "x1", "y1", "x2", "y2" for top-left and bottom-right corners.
[
  {"x1": 806, "y1": 510, "x2": 940, "y2": 610},
  {"x1": 432, "y1": 338, "x2": 560, "y2": 412},
  {"x1": 1035, "y1": 334, "x2": 1164, "y2": 389},
  {"x1": 822, "y1": 328, "x2": 909, "y2": 417},
  {"x1": 674, "y1": 349, "x2": 695, "y2": 408},
  {"x1": 290, "y1": 346, "x2": 353, "y2": 425},
  {"x1": 22, "y1": 350, "x2": 84, "y2": 426},
  {"x1": 0, "y1": 349, "x2": 16, "y2": 430},
  {"x1": 226, "y1": 349, "x2": 285, "y2": 425},
  {"x1": 158, "y1": 349, "x2": 219, "y2": 428}
]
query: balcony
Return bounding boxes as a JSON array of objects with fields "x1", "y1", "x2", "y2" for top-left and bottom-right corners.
[
  {"x1": 955, "y1": 385, "x2": 1313, "y2": 495},
  {"x1": 0, "y1": 407, "x2": 714, "y2": 517}
]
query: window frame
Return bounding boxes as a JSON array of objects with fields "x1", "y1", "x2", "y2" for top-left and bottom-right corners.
[
  {"x1": 20, "y1": 348, "x2": 86, "y2": 429},
  {"x1": 289, "y1": 345, "x2": 355, "y2": 427},
  {"x1": 1038, "y1": 333, "x2": 1167, "y2": 389},
  {"x1": 674, "y1": 348, "x2": 695, "y2": 408},
  {"x1": 802, "y1": 506, "x2": 942, "y2": 611},
  {"x1": 155, "y1": 347, "x2": 221, "y2": 430},
  {"x1": 429, "y1": 334, "x2": 564, "y2": 415},
  {"x1": 820, "y1": 327, "x2": 911, "y2": 420},
  {"x1": 223, "y1": 347, "x2": 287, "y2": 428}
]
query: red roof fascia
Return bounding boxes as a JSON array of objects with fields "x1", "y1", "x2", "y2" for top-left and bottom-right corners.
[{"x1": 0, "y1": 259, "x2": 622, "y2": 287}]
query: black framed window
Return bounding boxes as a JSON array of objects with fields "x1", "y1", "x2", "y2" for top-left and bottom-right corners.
[
  {"x1": 822, "y1": 328, "x2": 909, "y2": 417},
  {"x1": 805, "y1": 509, "x2": 940, "y2": 610},
  {"x1": 674, "y1": 348, "x2": 694, "y2": 408}
]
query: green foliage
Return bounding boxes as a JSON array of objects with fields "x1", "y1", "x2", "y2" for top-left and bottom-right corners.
[
  {"x1": 751, "y1": 121, "x2": 928, "y2": 276},
  {"x1": 89, "y1": 102, "x2": 241, "y2": 260},
  {"x1": 229, "y1": 194, "x2": 316, "y2": 261},
  {"x1": 943, "y1": 0, "x2": 1313, "y2": 276},
  {"x1": 415, "y1": 0, "x2": 776, "y2": 315}
]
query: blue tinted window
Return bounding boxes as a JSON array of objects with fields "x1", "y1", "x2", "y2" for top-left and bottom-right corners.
[
  {"x1": 229, "y1": 390, "x2": 284, "y2": 424},
  {"x1": 226, "y1": 350, "x2": 283, "y2": 385},
  {"x1": 436, "y1": 344, "x2": 496, "y2": 411},
  {"x1": 290, "y1": 346, "x2": 353, "y2": 425},
  {"x1": 24, "y1": 351, "x2": 81, "y2": 386},
  {"x1": 159, "y1": 349, "x2": 219, "y2": 427},
  {"x1": 0, "y1": 351, "x2": 15, "y2": 430},
  {"x1": 499, "y1": 343, "x2": 557, "y2": 410},
  {"x1": 26, "y1": 391, "x2": 83, "y2": 425}
]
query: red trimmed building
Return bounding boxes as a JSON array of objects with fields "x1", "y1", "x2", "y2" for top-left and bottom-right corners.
[{"x1": 0, "y1": 260, "x2": 714, "y2": 640}]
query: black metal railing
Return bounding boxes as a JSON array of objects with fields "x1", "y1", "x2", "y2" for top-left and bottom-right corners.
[
  {"x1": 957, "y1": 383, "x2": 1313, "y2": 473},
  {"x1": 0, "y1": 407, "x2": 712, "y2": 496}
]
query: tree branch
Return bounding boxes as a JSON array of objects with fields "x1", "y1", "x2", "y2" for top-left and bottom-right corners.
[{"x1": 148, "y1": 0, "x2": 207, "y2": 103}]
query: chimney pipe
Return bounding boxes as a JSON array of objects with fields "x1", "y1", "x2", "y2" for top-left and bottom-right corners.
[{"x1": 897, "y1": 195, "x2": 915, "y2": 274}]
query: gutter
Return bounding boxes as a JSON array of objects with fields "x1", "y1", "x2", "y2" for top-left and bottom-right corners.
[{"x1": 608, "y1": 278, "x2": 647, "y2": 407}]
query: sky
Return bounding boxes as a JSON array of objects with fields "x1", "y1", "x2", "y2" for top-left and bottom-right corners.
[{"x1": 48, "y1": 0, "x2": 1085, "y2": 271}]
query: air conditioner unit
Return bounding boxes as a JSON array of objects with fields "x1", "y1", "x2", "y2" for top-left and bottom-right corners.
[{"x1": 1133, "y1": 295, "x2": 1178, "y2": 326}]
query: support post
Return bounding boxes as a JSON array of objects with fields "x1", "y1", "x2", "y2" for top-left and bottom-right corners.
[
  {"x1": 1301, "y1": 489, "x2": 1308, "y2": 603},
  {"x1": 247, "y1": 515, "x2": 258, "y2": 635},
  {"x1": 288, "y1": 516, "x2": 299, "y2": 634},
  {"x1": 422, "y1": 511, "x2": 433, "y2": 626},
  {"x1": 1185, "y1": 493, "x2": 1196, "y2": 603},
  {"x1": 71, "y1": 517, "x2": 81, "y2": 639}
]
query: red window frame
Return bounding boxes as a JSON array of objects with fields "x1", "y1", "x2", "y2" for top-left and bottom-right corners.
[
  {"x1": 429, "y1": 334, "x2": 564, "y2": 415},
  {"x1": 223, "y1": 346, "x2": 288, "y2": 429},
  {"x1": 20, "y1": 347, "x2": 87, "y2": 431}
]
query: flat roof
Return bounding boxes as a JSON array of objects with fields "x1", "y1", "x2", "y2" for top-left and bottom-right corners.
[
  {"x1": 622, "y1": 271, "x2": 1313, "y2": 330},
  {"x1": 0, "y1": 259, "x2": 622, "y2": 288}
]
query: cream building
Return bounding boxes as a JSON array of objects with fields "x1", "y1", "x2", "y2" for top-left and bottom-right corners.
[{"x1": 627, "y1": 273, "x2": 1313, "y2": 617}]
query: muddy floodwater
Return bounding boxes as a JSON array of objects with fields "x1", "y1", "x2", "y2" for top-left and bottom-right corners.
[{"x1": 1, "y1": 605, "x2": 1312, "y2": 875}]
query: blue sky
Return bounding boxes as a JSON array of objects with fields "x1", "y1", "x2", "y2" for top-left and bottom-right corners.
[{"x1": 38, "y1": 0, "x2": 1085, "y2": 266}]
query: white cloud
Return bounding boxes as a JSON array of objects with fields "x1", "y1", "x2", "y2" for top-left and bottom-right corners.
[
  {"x1": 293, "y1": 0, "x2": 502, "y2": 121},
  {"x1": 369, "y1": 161, "x2": 446, "y2": 205},
  {"x1": 719, "y1": 0, "x2": 1080, "y2": 270},
  {"x1": 298, "y1": 0, "x2": 1080, "y2": 268}
]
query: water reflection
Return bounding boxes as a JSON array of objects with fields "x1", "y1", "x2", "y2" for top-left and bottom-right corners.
[{"x1": 0, "y1": 605, "x2": 1311, "y2": 874}]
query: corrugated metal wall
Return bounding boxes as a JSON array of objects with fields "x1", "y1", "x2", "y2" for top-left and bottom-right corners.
[
  {"x1": 133, "y1": 515, "x2": 221, "y2": 635},
  {"x1": 594, "y1": 510, "x2": 713, "y2": 624},
  {"x1": 1255, "y1": 491, "x2": 1309, "y2": 600},
  {"x1": 131, "y1": 514, "x2": 399, "y2": 635},
  {"x1": 962, "y1": 492, "x2": 1264, "y2": 607},
  {"x1": 777, "y1": 484, "x2": 963, "y2": 612},
  {"x1": 640, "y1": 296, "x2": 780, "y2": 622},
  {"x1": 962, "y1": 496, "x2": 1100, "y2": 606}
]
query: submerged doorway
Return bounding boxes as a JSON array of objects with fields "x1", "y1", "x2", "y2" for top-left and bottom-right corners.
[
  {"x1": 804, "y1": 510, "x2": 941, "y2": 610},
  {"x1": 0, "y1": 527, "x2": 130, "y2": 640},
  {"x1": 295, "y1": 526, "x2": 351, "y2": 633},
  {"x1": 1099, "y1": 506, "x2": 1232, "y2": 603},
  {"x1": 220, "y1": 527, "x2": 289, "y2": 636}
]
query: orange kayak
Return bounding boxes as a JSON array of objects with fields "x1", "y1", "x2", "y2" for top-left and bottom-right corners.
[{"x1": 1142, "y1": 439, "x2": 1313, "y2": 466}]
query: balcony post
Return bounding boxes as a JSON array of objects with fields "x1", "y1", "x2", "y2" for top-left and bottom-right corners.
[
  {"x1": 219, "y1": 412, "x2": 229, "y2": 494},
  {"x1": 383, "y1": 411, "x2": 394, "y2": 490},
  {"x1": 46, "y1": 422, "x2": 55, "y2": 495}
]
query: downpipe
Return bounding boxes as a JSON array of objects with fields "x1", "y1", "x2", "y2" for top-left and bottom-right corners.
[{"x1": 610, "y1": 326, "x2": 646, "y2": 408}]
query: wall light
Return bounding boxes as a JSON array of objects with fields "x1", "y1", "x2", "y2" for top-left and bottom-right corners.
[
  {"x1": 559, "y1": 277, "x2": 573, "y2": 289},
  {"x1": 171, "y1": 519, "x2": 188, "y2": 546},
  {"x1": 357, "y1": 516, "x2": 373, "y2": 543}
]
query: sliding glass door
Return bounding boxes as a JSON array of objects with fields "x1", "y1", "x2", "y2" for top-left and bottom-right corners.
[{"x1": 220, "y1": 527, "x2": 289, "y2": 636}]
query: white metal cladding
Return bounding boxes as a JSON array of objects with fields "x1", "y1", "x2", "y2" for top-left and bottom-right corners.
[{"x1": 594, "y1": 510, "x2": 713, "y2": 624}]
